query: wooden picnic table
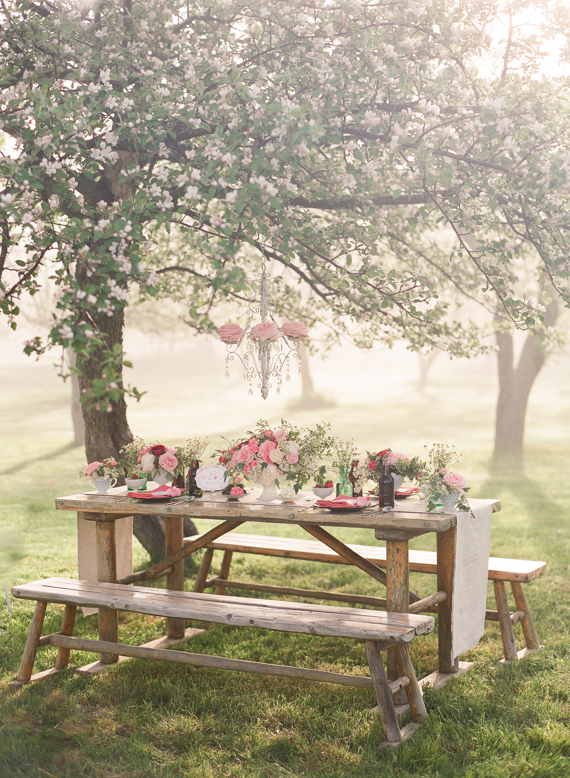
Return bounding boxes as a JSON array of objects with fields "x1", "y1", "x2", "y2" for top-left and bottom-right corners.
[{"x1": 56, "y1": 489, "x2": 499, "y2": 677}]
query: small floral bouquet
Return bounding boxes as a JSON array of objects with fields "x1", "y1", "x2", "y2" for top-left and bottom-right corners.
[
  {"x1": 331, "y1": 438, "x2": 357, "y2": 469},
  {"x1": 365, "y1": 449, "x2": 425, "y2": 482},
  {"x1": 79, "y1": 458, "x2": 121, "y2": 481},
  {"x1": 176, "y1": 437, "x2": 209, "y2": 467},
  {"x1": 218, "y1": 419, "x2": 333, "y2": 493},
  {"x1": 137, "y1": 442, "x2": 180, "y2": 482},
  {"x1": 419, "y1": 444, "x2": 469, "y2": 512},
  {"x1": 117, "y1": 437, "x2": 146, "y2": 479}
]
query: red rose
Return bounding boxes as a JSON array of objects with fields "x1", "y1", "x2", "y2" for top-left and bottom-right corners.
[
  {"x1": 150, "y1": 444, "x2": 167, "y2": 456},
  {"x1": 369, "y1": 462, "x2": 376, "y2": 470},
  {"x1": 377, "y1": 449, "x2": 390, "y2": 457}
]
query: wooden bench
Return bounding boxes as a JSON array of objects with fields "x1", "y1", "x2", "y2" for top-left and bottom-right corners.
[
  {"x1": 191, "y1": 532, "x2": 545, "y2": 662},
  {"x1": 11, "y1": 577, "x2": 435, "y2": 745}
]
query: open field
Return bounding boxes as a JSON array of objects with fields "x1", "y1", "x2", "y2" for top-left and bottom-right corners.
[{"x1": 1, "y1": 329, "x2": 570, "y2": 777}]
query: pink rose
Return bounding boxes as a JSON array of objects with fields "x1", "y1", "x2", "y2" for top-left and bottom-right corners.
[
  {"x1": 286, "y1": 451, "x2": 299, "y2": 464},
  {"x1": 439, "y1": 468, "x2": 447, "y2": 474},
  {"x1": 259, "y1": 439, "x2": 277, "y2": 462},
  {"x1": 140, "y1": 452, "x2": 156, "y2": 473},
  {"x1": 218, "y1": 322, "x2": 245, "y2": 343},
  {"x1": 158, "y1": 452, "x2": 178, "y2": 474},
  {"x1": 442, "y1": 472, "x2": 467, "y2": 492},
  {"x1": 239, "y1": 446, "x2": 255, "y2": 464},
  {"x1": 137, "y1": 446, "x2": 150, "y2": 462},
  {"x1": 234, "y1": 475, "x2": 243, "y2": 483},
  {"x1": 281, "y1": 320, "x2": 309, "y2": 339},
  {"x1": 388, "y1": 451, "x2": 408, "y2": 466},
  {"x1": 85, "y1": 461, "x2": 101, "y2": 477},
  {"x1": 230, "y1": 452, "x2": 239, "y2": 468},
  {"x1": 230, "y1": 486, "x2": 244, "y2": 495},
  {"x1": 356, "y1": 496, "x2": 369, "y2": 507},
  {"x1": 243, "y1": 464, "x2": 252, "y2": 476},
  {"x1": 249, "y1": 322, "x2": 281, "y2": 341},
  {"x1": 274, "y1": 427, "x2": 287, "y2": 442}
]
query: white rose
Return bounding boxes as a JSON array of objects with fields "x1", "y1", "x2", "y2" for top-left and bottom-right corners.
[
  {"x1": 269, "y1": 448, "x2": 284, "y2": 464},
  {"x1": 140, "y1": 452, "x2": 155, "y2": 473}
]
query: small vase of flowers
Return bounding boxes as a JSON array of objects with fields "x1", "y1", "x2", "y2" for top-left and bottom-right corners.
[
  {"x1": 419, "y1": 444, "x2": 469, "y2": 512},
  {"x1": 80, "y1": 458, "x2": 121, "y2": 494},
  {"x1": 363, "y1": 449, "x2": 425, "y2": 492}
]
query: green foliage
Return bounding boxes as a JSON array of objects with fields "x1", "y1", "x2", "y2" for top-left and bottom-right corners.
[{"x1": 3, "y1": 0, "x2": 570, "y2": 408}]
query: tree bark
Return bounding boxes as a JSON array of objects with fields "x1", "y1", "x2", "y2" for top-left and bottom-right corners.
[
  {"x1": 494, "y1": 296, "x2": 559, "y2": 456},
  {"x1": 68, "y1": 349, "x2": 85, "y2": 446}
]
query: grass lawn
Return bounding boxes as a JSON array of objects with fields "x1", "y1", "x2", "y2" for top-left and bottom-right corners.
[{"x1": 1, "y1": 339, "x2": 570, "y2": 777}]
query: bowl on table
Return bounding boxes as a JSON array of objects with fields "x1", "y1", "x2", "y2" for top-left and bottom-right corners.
[{"x1": 312, "y1": 486, "x2": 334, "y2": 499}]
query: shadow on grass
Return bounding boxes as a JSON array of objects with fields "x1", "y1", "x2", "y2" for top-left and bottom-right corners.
[
  {"x1": 0, "y1": 440, "x2": 82, "y2": 477},
  {"x1": 479, "y1": 453, "x2": 566, "y2": 526}
]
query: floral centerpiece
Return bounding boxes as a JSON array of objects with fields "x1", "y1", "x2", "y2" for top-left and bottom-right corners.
[
  {"x1": 137, "y1": 442, "x2": 180, "y2": 483},
  {"x1": 419, "y1": 444, "x2": 469, "y2": 512},
  {"x1": 117, "y1": 437, "x2": 146, "y2": 480},
  {"x1": 218, "y1": 419, "x2": 333, "y2": 495},
  {"x1": 365, "y1": 449, "x2": 425, "y2": 482}
]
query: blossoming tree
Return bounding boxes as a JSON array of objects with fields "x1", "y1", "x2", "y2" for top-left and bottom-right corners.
[{"x1": 2, "y1": 0, "x2": 570, "y2": 465}]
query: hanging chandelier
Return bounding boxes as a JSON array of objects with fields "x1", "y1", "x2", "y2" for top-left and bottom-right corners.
[{"x1": 218, "y1": 262, "x2": 309, "y2": 399}]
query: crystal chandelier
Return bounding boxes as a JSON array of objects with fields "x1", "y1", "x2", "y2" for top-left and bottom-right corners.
[{"x1": 218, "y1": 262, "x2": 309, "y2": 399}]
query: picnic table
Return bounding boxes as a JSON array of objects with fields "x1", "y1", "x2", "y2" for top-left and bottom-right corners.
[{"x1": 58, "y1": 489, "x2": 500, "y2": 677}]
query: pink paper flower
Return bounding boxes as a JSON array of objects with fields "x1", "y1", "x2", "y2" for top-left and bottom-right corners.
[
  {"x1": 85, "y1": 461, "x2": 101, "y2": 477},
  {"x1": 259, "y1": 439, "x2": 277, "y2": 462},
  {"x1": 249, "y1": 322, "x2": 281, "y2": 341},
  {"x1": 158, "y1": 452, "x2": 178, "y2": 474},
  {"x1": 281, "y1": 320, "x2": 309, "y2": 339},
  {"x1": 218, "y1": 322, "x2": 245, "y2": 343},
  {"x1": 442, "y1": 472, "x2": 467, "y2": 492}
]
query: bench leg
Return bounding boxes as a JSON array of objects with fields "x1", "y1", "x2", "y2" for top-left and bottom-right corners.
[
  {"x1": 396, "y1": 644, "x2": 427, "y2": 722},
  {"x1": 215, "y1": 551, "x2": 234, "y2": 596},
  {"x1": 511, "y1": 582, "x2": 540, "y2": 651},
  {"x1": 365, "y1": 641, "x2": 402, "y2": 744},
  {"x1": 16, "y1": 601, "x2": 47, "y2": 684},
  {"x1": 194, "y1": 548, "x2": 214, "y2": 593},
  {"x1": 55, "y1": 604, "x2": 77, "y2": 670},
  {"x1": 494, "y1": 580, "x2": 518, "y2": 661}
]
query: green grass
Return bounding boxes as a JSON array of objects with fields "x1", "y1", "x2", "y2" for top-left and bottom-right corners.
[{"x1": 1, "y1": 342, "x2": 570, "y2": 777}]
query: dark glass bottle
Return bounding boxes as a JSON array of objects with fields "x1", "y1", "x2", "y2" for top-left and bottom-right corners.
[
  {"x1": 349, "y1": 460, "x2": 362, "y2": 498},
  {"x1": 378, "y1": 460, "x2": 394, "y2": 510},
  {"x1": 187, "y1": 453, "x2": 203, "y2": 497},
  {"x1": 173, "y1": 469, "x2": 185, "y2": 491}
]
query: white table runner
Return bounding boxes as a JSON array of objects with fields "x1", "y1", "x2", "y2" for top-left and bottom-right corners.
[{"x1": 394, "y1": 497, "x2": 493, "y2": 659}]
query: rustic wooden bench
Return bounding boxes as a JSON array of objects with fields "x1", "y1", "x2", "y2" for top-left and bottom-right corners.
[
  {"x1": 191, "y1": 532, "x2": 545, "y2": 662},
  {"x1": 11, "y1": 577, "x2": 435, "y2": 745}
]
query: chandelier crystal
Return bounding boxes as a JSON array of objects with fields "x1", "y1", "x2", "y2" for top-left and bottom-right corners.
[{"x1": 218, "y1": 262, "x2": 309, "y2": 399}]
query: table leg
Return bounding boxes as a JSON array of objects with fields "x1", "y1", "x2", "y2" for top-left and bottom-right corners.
[
  {"x1": 386, "y1": 539, "x2": 409, "y2": 703},
  {"x1": 165, "y1": 515, "x2": 185, "y2": 640},
  {"x1": 96, "y1": 519, "x2": 119, "y2": 664},
  {"x1": 436, "y1": 525, "x2": 459, "y2": 674}
]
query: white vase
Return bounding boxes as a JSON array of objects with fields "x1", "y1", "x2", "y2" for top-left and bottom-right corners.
[
  {"x1": 153, "y1": 469, "x2": 168, "y2": 485},
  {"x1": 441, "y1": 493, "x2": 458, "y2": 512},
  {"x1": 256, "y1": 481, "x2": 280, "y2": 502},
  {"x1": 126, "y1": 477, "x2": 146, "y2": 491},
  {"x1": 392, "y1": 474, "x2": 404, "y2": 492},
  {"x1": 92, "y1": 476, "x2": 115, "y2": 494}
]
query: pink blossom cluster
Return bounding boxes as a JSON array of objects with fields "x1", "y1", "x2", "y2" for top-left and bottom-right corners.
[{"x1": 442, "y1": 472, "x2": 468, "y2": 493}]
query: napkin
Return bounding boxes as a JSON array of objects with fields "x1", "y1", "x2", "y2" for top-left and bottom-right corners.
[
  {"x1": 127, "y1": 484, "x2": 184, "y2": 499},
  {"x1": 395, "y1": 486, "x2": 418, "y2": 496},
  {"x1": 316, "y1": 495, "x2": 370, "y2": 509}
]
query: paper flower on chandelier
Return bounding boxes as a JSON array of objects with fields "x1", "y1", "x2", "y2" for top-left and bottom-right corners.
[
  {"x1": 218, "y1": 323, "x2": 245, "y2": 344},
  {"x1": 249, "y1": 322, "x2": 281, "y2": 342},
  {"x1": 281, "y1": 321, "x2": 309, "y2": 339}
]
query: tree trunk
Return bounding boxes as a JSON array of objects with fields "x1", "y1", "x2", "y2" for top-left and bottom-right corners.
[
  {"x1": 494, "y1": 297, "x2": 558, "y2": 456},
  {"x1": 76, "y1": 306, "x2": 199, "y2": 561},
  {"x1": 68, "y1": 349, "x2": 85, "y2": 446},
  {"x1": 417, "y1": 350, "x2": 441, "y2": 394}
]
